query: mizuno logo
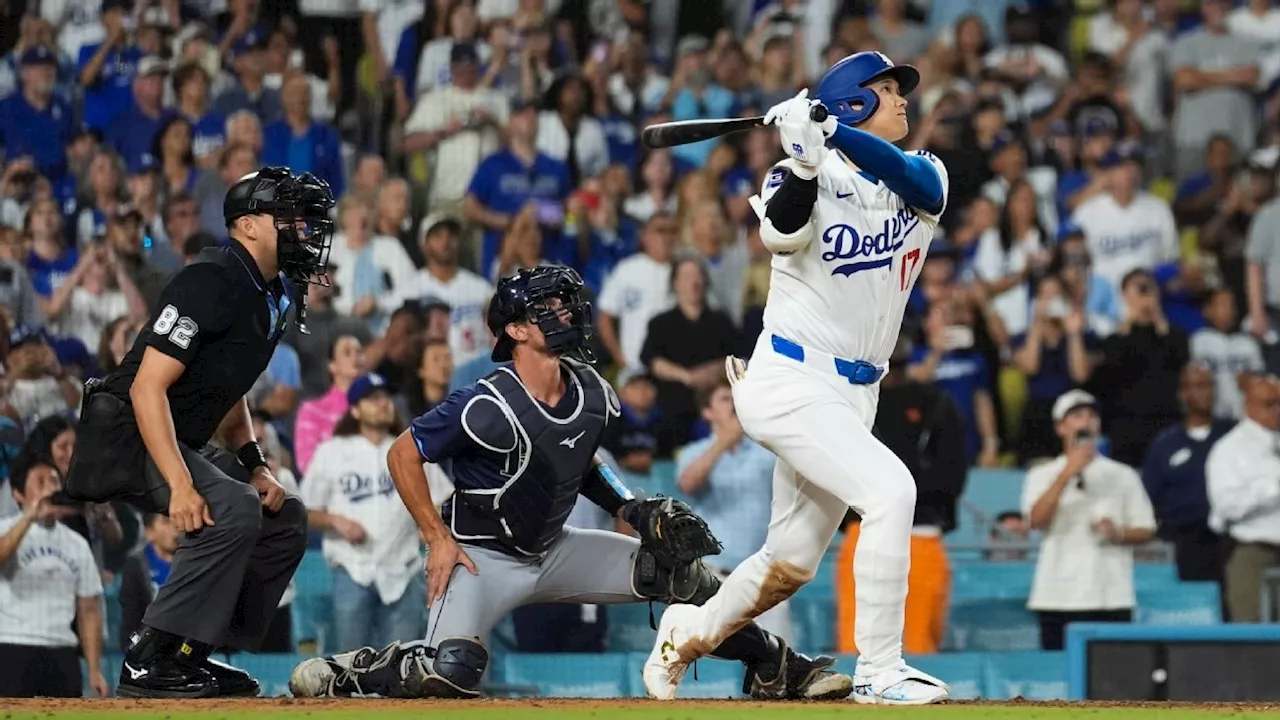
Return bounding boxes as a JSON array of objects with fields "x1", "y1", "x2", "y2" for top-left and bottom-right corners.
[
  {"x1": 560, "y1": 430, "x2": 587, "y2": 449},
  {"x1": 124, "y1": 663, "x2": 148, "y2": 680}
]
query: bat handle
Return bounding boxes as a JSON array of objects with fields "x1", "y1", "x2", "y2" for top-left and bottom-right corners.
[{"x1": 810, "y1": 104, "x2": 829, "y2": 123}]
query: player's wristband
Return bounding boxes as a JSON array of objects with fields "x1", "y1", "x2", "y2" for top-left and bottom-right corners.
[{"x1": 237, "y1": 442, "x2": 268, "y2": 472}]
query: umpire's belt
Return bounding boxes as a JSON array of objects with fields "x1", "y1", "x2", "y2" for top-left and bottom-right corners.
[{"x1": 770, "y1": 334, "x2": 886, "y2": 385}]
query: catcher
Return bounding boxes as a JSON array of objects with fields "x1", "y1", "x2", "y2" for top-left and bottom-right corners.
[{"x1": 289, "y1": 266, "x2": 851, "y2": 700}]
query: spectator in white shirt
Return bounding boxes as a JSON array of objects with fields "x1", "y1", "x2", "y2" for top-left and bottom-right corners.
[
  {"x1": 623, "y1": 148, "x2": 678, "y2": 224},
  {"x1": 973, "y1": 178, "x2": 1052, "y2": 336},
  {"x1": 414, "y1": 0, "x2": 491, "y2": 97},
  {"x1": 302, "y1": 374, "x2": 426, "y2": 650},
  {"x1": 326, "y1": 195, "x2": 417, "y2": 332},
  {"x1": 393, "y1": 217, "x2": 495, "y2": 367},
  {"x1": 1022, "y1": 389, "x2": 1156, "y2": 650},
  {"x1": 1206, "y1": 372, "x2": 1280, "y2": 621},
  {"x1": 537, "y1": 72, "x2": 609, "y2": 188},
  {"x1": 1191, "y1": 288, "x2": 1265, "y2": 419},
  {"x1": 597, "y1": 212, "x2": 677, "y2": 376},
  {"x1": 1071, "y1": 142, "x2": 1180, "y2": 299},
  {"x1": 41, "y1": 242, "x2": 147, "y2": 353},
  {"x1": 402, "y1": 42, "x2": 508, "y2": 214},
  {"x1": 1228, "y1": 0, "x2": 1280, "y2": 49},
  {"x1": 0, "y1": 455, "x2": 107, "y2": 698}
]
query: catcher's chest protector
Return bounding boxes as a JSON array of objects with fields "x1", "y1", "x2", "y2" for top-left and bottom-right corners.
[{"x1": 468, "y1": 363, "x2": 608, "y2": 553}]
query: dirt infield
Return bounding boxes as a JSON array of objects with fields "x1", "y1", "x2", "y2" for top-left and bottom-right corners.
[{"x1": 5, "y1": 697, "x2": 1280, "y2": 713}]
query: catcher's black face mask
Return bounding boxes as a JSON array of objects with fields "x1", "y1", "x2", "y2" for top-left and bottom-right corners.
[{"x1": 489, "y1": 266, "x2": 594, "y2": 363}]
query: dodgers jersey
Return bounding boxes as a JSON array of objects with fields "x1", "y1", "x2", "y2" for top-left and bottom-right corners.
[{"x1": 759, "y1": 150, "x2": 949, "y2": 366}]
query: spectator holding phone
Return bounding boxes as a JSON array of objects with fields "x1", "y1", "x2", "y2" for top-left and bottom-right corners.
[
  {"x1": 909, "y1": 296, "x2": 1002, "y2": 467},
  {"x1": 0, "y1": 452, "x2": 107, "y2": 698},
  {"x1": 1022, "y1": 389, "x2": 1156, "y2": 650},
  {"x1": 1012, "y1": 276, "x2": 1097, "y2": 464},
  {"x1": 1092, "y1": 269, "x2": 1190, "y2": 466}
]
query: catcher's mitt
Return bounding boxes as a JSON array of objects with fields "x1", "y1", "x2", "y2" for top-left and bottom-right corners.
[{"x1": 622, "y1": 495, "x2": 723, "y2": 567}]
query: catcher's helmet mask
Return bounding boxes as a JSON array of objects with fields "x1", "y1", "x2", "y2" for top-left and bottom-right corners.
[
  {"x1": 223, "y1": 166, "x2": 337, "y2": 287},
  {"x1": 487, "y1": 266, "x2": 594, "y2": 363},
  {"x1": 814, "y1": 51, "x2": 919, "y2": 128}
]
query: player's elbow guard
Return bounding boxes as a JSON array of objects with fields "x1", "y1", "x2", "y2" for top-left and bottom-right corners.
[{"x1": 758, "y1": 215, "x2": 814, "y2": 255}]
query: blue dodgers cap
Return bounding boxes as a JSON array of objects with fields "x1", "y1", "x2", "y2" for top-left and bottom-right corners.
[
  {"x1": 1099, "y1": 141, "x2": 1144, "y2": 169},
  {"x1": 347, "y1": 373, "x2": 390, "y2": 405},
  {"x1": 1056, "y1": 219, "x2": 1085, "y2": 243},
  {"x1": 8, "y1": 324, "x2": 46, "y2": 349},
  {"x1": 19, "y1": 46, "x2": 57, "y2": 67},
  {"x1": 128, "y1": 153, "x2": 159, "y2": 175},
  {"x1": 988, "y1": 129, "x2": 1019, "y2": 156}
]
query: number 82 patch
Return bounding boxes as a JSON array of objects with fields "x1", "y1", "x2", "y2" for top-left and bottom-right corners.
[{"x1": 153, "y1": 304, "x2": 199, "y2": 350}]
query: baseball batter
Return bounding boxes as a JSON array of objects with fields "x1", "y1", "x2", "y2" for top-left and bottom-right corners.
[{"x1": 644, "y1": 51, "x2": 951, "y2": 705}]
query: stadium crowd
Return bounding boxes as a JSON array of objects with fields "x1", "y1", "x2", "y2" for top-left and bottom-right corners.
[{"x1": 4, "y1": 0, "x2": 1280, "y2": 698}]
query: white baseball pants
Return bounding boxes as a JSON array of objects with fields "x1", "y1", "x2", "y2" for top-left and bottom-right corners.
[{"x1": 676, "y1": 339, "x2": 916, "y2": 678}]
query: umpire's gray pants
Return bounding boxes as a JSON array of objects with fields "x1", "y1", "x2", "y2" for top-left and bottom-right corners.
[
  {"x1": 425, "y1": 527, "x2": 641, "y2": 646},
  {"x1": 136, "y1": 444, "x2": 308, "y2": 651}
]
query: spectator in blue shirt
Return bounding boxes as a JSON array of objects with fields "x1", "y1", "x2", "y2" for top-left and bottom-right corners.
[
  {"x1": 0, "y1": 47, "x2": 75, "y2": 182},
  {"x1": 666, "y1": 36, "x2": 734, "y2": 169},
  {"x1": 1012, "y1": 275, "x2": 1098, "y2": 464},
  {"x1": 909, "y1": 295, "x2": 1001, "y2": 467},
  {"x1": 171, "y1": 62, "x2": 226, "y2": 168},
  {"x1": 212, "y1": 30, "x2": 282, "y2": 124},
  {"x1": 24, "y1": 196, "x2": 77, "y2": 304},
  {"x1": 74, "y1": 151, "x2": 127, "y2": 247},
  {"x1": 462, "y1": 98, "x2": 572, "y2": 273},
  {"x1": 76, "y1": 0, "x2": 142, "y2": 132},
  {"x1": 1141, "y1": 363, "x2": 1233, "y2": 582},
  {"x1": 675, "y1": 378, "x2": 776, "y2": 573},
  {"x1": 1173, "y1": 135, "x2": 1235, "y2": 229},
  {"x1": 151, "y1": 114, "x2": 203, "y2": 200},
  {"x1": 105, "y1": 56, "x2": 170, "y2": 172},
  {"x1": 262, "y1": 74, "x2": 345, "y2": 198}
]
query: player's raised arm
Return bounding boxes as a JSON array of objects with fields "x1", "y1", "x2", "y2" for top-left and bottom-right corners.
[{"x1": 826, "y1": 124, "x2": 945, "y2": 216}]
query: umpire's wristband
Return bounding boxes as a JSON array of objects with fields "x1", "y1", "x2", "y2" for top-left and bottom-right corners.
[{"x1": 237, "y1": 442, "x2": 268, "y2": 472}]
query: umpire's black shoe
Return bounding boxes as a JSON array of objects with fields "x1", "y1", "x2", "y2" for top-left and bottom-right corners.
[
  {"x1": 119, "y1": 626, "x2": 220, "y2": 699},
  {"x1": 117, "y1": 658, "x2": 220, "y2": 699},
  {"x1": 176, "y1": 638, "x2": 262, "y2": 697},
  {"x1": 201, "y1": 657, "x2": 261, "y2": 697}
]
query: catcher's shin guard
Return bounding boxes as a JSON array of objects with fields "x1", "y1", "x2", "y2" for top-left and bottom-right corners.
[
  {"x1": 746, "y1": 638, "x2": 853, "y2": 700},
  {"x1": 401, "y1": 638, "x2": 489, "y2": 698}
]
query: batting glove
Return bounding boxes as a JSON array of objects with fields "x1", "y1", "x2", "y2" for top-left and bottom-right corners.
[{"x1": 764, "y1": 89, "x2": 837, "y2": 179}]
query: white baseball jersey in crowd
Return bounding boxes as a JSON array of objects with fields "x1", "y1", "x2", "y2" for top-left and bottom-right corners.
[
  {"x1": 393, "y1": 268, "x2": 496, "y2": 368},
  {"x1": 301, "y1": 435, "x2": 428, "y2": 606},
  {"x1": 671, "y1": 147, "x2": 949, "y2": 685},
  {"x1": 1071, "y1": 192, "x2": 1179, "y2": 293}
]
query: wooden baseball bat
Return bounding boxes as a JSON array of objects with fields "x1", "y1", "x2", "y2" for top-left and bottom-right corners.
[{"x1": 641, "y1": 105, "x2": 830, "y2": 149}]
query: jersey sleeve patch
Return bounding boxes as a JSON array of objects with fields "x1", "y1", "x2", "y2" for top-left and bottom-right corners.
[
  {"x1": 765, "y1": 168, "x2": 786, "y2": 189},
  {"x1": 151, "y1": 304, "x2": 199, "y2": 350}
]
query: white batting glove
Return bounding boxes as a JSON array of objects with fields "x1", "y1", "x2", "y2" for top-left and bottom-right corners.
[{"x1": 764, "y1": 89, "x2": 836, "y2": 179}]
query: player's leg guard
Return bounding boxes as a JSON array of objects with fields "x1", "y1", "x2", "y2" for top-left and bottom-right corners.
[
  {"x1": 744, "y1": 636, "x2": 852, "y2": 701},
  {"x1": 400, "y1": 637, "x2": 489, "y2": 699}
]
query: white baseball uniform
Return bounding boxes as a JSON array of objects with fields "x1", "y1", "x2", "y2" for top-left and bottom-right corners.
[{"x1": 673, "y1": 147, "x2": 948, "y2": 681}]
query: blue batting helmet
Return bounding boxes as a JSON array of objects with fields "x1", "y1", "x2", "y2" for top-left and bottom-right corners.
[
  {"x1": 814, "y1": 51, "x2": 920, "y2": 127},
  {"x1": 487, "y1": 265, "x2": 594, "y2": 362}
]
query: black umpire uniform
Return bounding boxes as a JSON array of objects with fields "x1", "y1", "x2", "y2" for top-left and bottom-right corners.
[{"x1": 65, "y1": 167, "x2": 336, "y2": 698}]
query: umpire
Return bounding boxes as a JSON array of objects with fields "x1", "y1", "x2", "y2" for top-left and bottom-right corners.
[{"x1": 65, "y1": 167, "x2": 336, "y2": 698}]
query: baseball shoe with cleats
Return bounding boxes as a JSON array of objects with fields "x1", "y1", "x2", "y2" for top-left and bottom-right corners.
[
  {"x1": 746, "y1": 638, "x2": 853, "y2": 700},
  {"x1": 851, "y1": 664, "x2": 949, "y2": 705},
  {"x1": 289, "y1": 645, "x2": 382, "y2": 697},
  {"x1": 643, "y1": 604, "x2": 702, "y2": 700}
]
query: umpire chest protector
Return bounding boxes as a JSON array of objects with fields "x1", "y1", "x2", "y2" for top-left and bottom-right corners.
[{"x1": 448, "y1": 359, "x2": 613, "y2": 555}]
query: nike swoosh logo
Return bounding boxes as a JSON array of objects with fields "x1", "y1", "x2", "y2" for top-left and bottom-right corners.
[
  {"x1": 124, "y1": 662, "x2": 147, "y2": 680},
  {"x1": 836, "y1": 191, "x2": 854, "y2": 199},
  {"x1": 560, "y1": 430, "x2": 587, "y2": 449}
]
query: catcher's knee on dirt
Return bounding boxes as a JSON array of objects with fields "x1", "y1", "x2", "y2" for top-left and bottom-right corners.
[
  {"x1": 631, "y1": 546, "x2": 721, "y2": 605},
  {"x1": 403, "y1": 637, "x2": 489, "y2": 699}
]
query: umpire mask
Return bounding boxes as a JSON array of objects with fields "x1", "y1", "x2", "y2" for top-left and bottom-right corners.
[
  {"x1": 487, "y1": 265, "x2": 594, "y2": 362},
  {"x1": 223, "y1": 166, "x2": 337, "y2": 287}
]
